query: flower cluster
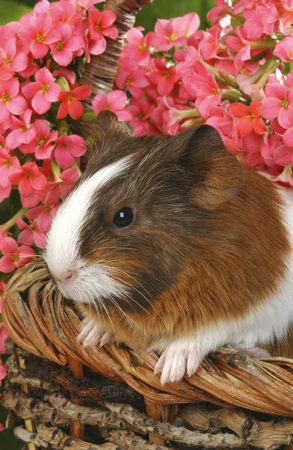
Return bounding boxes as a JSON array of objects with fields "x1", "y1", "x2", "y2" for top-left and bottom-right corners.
[
  {"x1": 0, "y1": 0, "x2": 123, "y2": 420},
  {"x1": 115, "y1": 0, "x2": 293, "y2": 186}
]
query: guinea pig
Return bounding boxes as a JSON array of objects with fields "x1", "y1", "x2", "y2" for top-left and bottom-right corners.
[{"x1": 44, "y1": 110, "x2": 293, "y2": 385}]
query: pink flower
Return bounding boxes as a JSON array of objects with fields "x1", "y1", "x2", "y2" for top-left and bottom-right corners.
[
  {"x1": 52, "y1": 68, "x2": 76, "y2": 86},
  {"x1": 0, "y1": 37, "x2": 29, "y2": 75},
  {"x1": 54, "y1": 134, "x2": 86, "y2": 169},
  {"x1": 0, "y1": 236, "x2": 35, "y2": 272},
  {"x1": 18, "y1": 13, "x2": 61, "y2": 59},
  {"x1": 274, "y1": 143, "x2": 293, "y2": 166},
  {"x1": 49, "y1": 0, "x2": 84, "y2": 24},
  {"x1": 154, "y1": 17, "x2": 188, "y2": 51},
  {"x1": 146, "y1": 58, "x2": 179, "y2": 96},
  {"x1": 277, "y1": 0, "x2": 293, "y2": 27},
  {"x1": 44, "y1": 167, "x2": 79, "y2": 204},
  {"x1": 229, "y1": 101, "x2": 267, "y2": 136},
  {"x1": 8, "y1": 161, "x2": 47, "y2": 197},
  {"x1": 83, "y1": 27, "x2": 106, "y2": 62},
  {"x1": 26, "y1": 203, "x2": 59, "y2": 233},
  {"x1": 22, "y1": 67, "x2": 61, "y2": 114},
  {"x1": 207, "y1": 0, "x2": 232, "y2": 23},
  {"x1": 115, "y1": 59, "x2": 149, "y2": 98},
  {"x1": 17, "y1": 216, "x2": 47, "y2": 248},
  {"x1": 124, "y1": 97, "x2": 156, "y2": 136},
  {"x1": 262, "y1": 83, "x2": 293, "y2": 129},
  {"x1": 88, "y1": 8, "x2": 118, "y2": 42},
  {"x1": 0, "y1": 56, "x2": 14, "y2": 81},
  {"x1": 0, "y1": 78, "x2": 27, "y2": 123},
  {"x1": 0, "y1": 185, "x2": 11, "y2": 203},
  {"x1": 6, "y1": 110, "x2": 36, "y2": 150},
  {"x1": 261, "y1": 132, "x2": 283, "y2": 167},
  {"x1": 0, "y1": 148, "x2": 21, "y2": 188},
  {"x1": 199, "y1": 31, "x2": 220, "y2": 61},
  {"x1": 274, "y1": 37, "x2": 293, "y2": 62},
  {"x1": 123, "y1": 28, "x2": 156, "y2": 66},
  {"x1": 0, "y1": 322, "x2": 8, "y2": 354},
  {"x1": 57, "y1": 85, "x2": 92, "y2": 120},
  {"x1": 182, "y1": 63, "x2": 222, "y2": 118},
  {"x1": 92, "y1": 90, "x2": 131, "y2": 121},
  {"x1": 50, "y1": 22, "x2": 84, "y2": 67},
  {"x1": 243, "y1": 4, "x2": 278, "y2": 40},
  {"x1": 19, "y1": 119, "x2": 58, "y2": 160}
]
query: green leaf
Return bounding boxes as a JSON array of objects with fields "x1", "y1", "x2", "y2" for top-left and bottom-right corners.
[
  {"x1": 135, "y1": 0, "x2": 216, "y2": 32},
  {"x1": 0, "y1": 0, "x2": 32, "y2": 25}
]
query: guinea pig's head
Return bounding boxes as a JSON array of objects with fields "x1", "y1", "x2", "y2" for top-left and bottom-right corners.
[{"x1": 44, "y1": 111, "x2": 242, "y2": 313}]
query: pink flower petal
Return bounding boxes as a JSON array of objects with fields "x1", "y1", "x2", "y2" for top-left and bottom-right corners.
[
  {"x1": 11, "y1": 52, "x2": 28, "y2": 72},
  {"x1": 31, "y1": 40, "x2": 49, "y2": 59},
  {"x1": 45, "y1": 83, "x2": 62, "y2": 102},
  {"x1": 7, "y1": 95, "x2": 27, "y2": 115},
  {"x1": 35, "y1": 67, "x2": 53, "y2": 85},
  {"x1": 3, "y1": 77, "x2": 19, "y2": 97},
  {"x1": 0, "y1": 102, "x2": 10, "y2": 122},
  {"x1": 55, "y1": 146, "x2": 74, "y2": 169},
  {"x1": 274, "y1": 144, "x2": 293, "y2": 165},
  {"x1": 1, "y1": 236, "x2": 18, "y2": 254},
  {"x1": 261, "y1": 97, "x2": 281, "y2": 120},
  {"x1": 92, "y1": 93, "x2": 108, "y2": 114},
  {"x1": 0, "y1": 255, "x2": 15, "y2": 273},
  {"x1": 283, "y1": 128, "x2": 293, "y2": 147},
  {"x1": 52, "y1": 48, "x2": 73, "y2": 66},
  {"x1": 22, "y1": 81, "x2": 41, "y2": 98},
  {"x1": 68, "y1": 99, "x2": 83, "y2": 119},
  {"x1": 32, "y1": 91, "x2": 51, "y2": 114},
  {"x1": 19, "y1": 177, "x2": 34, "y2": 197},
  {"x1": 236, "y1": 116, "x2": 253, "y2": 135}
]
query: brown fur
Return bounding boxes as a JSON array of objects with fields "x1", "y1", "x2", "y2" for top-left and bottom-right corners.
[{"x1": 76, "y1": 112, "x2": 292, "y2": 354}]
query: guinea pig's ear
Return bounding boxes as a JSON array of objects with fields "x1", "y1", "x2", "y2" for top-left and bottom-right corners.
[
  {"x1": 95, "y1": 110, "x2": 120, "y2": 135},
  {"x1": 183, "y1": 125, "x2": 243, "y2": 208},
  {"x1": 85, "y1": 110, "x2": 127, "y2": 160}
]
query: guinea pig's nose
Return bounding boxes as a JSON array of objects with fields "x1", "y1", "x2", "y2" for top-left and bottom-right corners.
[{"x1": 54, "y1": 269, "x2": 76, "y2": 284}]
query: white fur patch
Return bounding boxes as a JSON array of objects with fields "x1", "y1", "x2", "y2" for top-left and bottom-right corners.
[{"x1": 44, "y1": 156, "x2": 132, "y2": 303}]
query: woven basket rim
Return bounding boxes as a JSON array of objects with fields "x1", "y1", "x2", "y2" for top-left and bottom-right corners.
[{"x1": 3, "y1": 258, "x2": 293, "y2": 417}]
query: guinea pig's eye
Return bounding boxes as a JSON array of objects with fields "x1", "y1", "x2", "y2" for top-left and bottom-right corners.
[{"x1": 112, "y1": 207, "x2": 134, "y2": 228}]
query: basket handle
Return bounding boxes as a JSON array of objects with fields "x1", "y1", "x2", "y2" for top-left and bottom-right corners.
[{"x1": 79, "y1": 0, "x2": 153, "y2": 107}]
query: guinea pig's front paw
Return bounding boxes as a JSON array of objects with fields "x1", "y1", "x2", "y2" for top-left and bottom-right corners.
[
  {"x1": 154, "y1": 337, "x2": 202, "y2": 385},
  {"x1": 77, "y1": 318, "x2": 113, "y2": 347}
]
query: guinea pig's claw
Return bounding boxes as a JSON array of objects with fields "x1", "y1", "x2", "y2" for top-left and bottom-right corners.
[
  {"x1": 77, "y1": 318, "x2": 113, "y2": 347},
  {"x1": 99, "y1": 331, "x2": 113, "y2": 347},
  {"x1": 154, "y1": 338, "x2": 202, "y2": 385}
]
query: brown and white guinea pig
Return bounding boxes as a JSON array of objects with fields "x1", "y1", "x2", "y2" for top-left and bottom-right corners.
[{"x1": 44, "y1": 110, "x2": 293, "y2": 384}]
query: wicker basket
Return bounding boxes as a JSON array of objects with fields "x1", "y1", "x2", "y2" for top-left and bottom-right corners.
[{"x1": 3, "y1": 258, "x2": 293, "y2": 449}]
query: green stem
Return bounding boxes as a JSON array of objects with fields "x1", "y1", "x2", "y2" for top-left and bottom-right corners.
[
  {"x1": 254, "y1": 55, "x2": 280, "y2": 89},
  {"x1": 250, "y1": 39, "x2": 278, "y2": 50},
  {"x1": 0, "y1": 208, "x2": 29, "y2": 232},
  {"x1": 290, "y1": 61, "x2": 293, "y2": 71},
  {"x1": 201, "y1": 61, "x2": 238, "y2": 89},
  {"x1": 50, "y1": 157, "x2": 61, "y2": 182},
  {"x1": 232, "y1": 13, "x2": 245, "y2": 24},
  {"x1": 222, "y1": 89, "x2": 245, "y2": 102},
  {"x1": 181, "y1": 117, "x2": 205, "y2": 128},
  {"x1": 71, "y1": 159, "x2": 82, "y2": 176}
]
